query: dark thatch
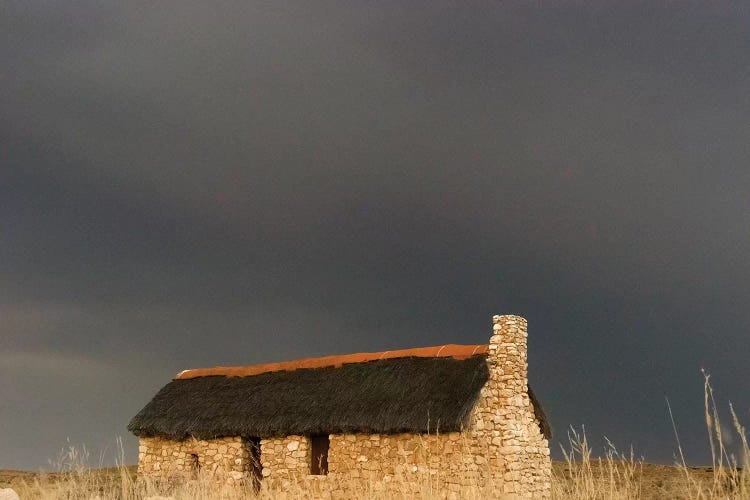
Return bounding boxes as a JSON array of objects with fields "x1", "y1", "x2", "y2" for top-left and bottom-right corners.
[{"x1": 128, "y1": 355, "x2": 550, "y2": 440}]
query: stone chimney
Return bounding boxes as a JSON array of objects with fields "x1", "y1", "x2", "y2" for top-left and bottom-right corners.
[
  {"x1": 475, "y1": 314, "x2": 550, "y2": 498},
  {"x1": 488, "y1": 314, "x2": 529, "y2": 409}
]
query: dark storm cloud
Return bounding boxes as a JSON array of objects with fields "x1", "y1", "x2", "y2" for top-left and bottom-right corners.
[{"x1": 2, "y1": 0, "x2": 750, "y2": 469}]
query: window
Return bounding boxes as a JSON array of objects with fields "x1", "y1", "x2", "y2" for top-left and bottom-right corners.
[
  {"x1": 188, "y1": 453, "x2": 200, "y2": 477},
  {"x1": 310, "y1": 435, "x2": 329, "y2": 475}
]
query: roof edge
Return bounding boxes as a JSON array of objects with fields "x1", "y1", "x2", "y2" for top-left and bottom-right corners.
[{"x1": 176, "y1": 344, "x2": 489, "y2": 380}]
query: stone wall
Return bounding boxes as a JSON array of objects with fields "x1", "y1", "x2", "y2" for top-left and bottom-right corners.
[
  {"x1": 137, "y1": 436, "x2": 251, "y2": 486},
  {"x1": 327, "y1": 432, "x2": 468, "y2": 495},
  {"x1": 139, "y1": 432, "x2": 484, "y2": 497},
  {"x1": 259, "y1": 435, "x2": 310, "y2": 489},
  {"x1": 260, "y1": 432, "x2": 477, "y2": 499}
]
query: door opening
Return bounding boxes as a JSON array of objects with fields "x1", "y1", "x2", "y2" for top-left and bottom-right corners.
[
  {"x1": 244, "y1": 437, "x2": 262, "y2": 491},
  {"x1": 188, "y1": 453, "x2": 200, "y2": 479}
]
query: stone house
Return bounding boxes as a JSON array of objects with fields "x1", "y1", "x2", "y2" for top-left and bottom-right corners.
[{"x1": 128, "y1": 314, "x2": 551, "y2": 497}]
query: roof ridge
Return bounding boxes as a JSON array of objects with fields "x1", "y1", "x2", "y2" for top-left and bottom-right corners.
[{"x1": 176, "y1": 343, "x2": 489, "y2": 380}]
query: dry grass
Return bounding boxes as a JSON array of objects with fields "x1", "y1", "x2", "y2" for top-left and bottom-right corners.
[
  {"x1": 0, "y1": 461, "x2": 722, "y2": 500},
  {"x1": 3, "y1": 373, "x2": 747, "y2": 499}
]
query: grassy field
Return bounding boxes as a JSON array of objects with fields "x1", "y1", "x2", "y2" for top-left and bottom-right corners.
[{"x1": 0, "y1": 460, "x2": 730, "y2": 499}]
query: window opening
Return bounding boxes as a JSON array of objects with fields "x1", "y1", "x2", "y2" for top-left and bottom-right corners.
[
  {"x1": 188, "y1": 453, "x2": 200, "y2": 478},
  {"x1": 310, "y1": 435, "x2": 329, "y2": 475}
]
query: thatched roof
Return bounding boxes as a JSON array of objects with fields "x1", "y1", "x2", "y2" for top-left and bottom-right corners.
[{"x1": 128, "y1": 348, "x2": 550, "y2": 440}]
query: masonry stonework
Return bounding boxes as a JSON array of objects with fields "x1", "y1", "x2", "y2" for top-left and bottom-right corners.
[
  {"x1": 260, "y1": 436, "x2": 311, "y2": 488},
  {"x1": 258, "y1": 432, "x2": 474, "y2": 498},
  {"x1": 137, "y1": 436, "x2": 252, "y2": 486},
  {"x1": 327, "y1": 433, "x2": 467, "y2": 494}
]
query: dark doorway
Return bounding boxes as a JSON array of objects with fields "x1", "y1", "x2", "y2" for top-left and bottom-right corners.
[
  {"x1": 244, "y1": 437, "x2": 262, "y2": 491},
  {"x1": 310, "y1": 435, "x2": 329, "y2": 475}
]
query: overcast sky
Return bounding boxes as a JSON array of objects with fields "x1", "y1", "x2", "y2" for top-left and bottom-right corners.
[{"x1": 2, "y1": 0, "x2": 750, "y2": 470}]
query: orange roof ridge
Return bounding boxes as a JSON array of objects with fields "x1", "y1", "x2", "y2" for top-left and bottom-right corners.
[{"x1": 176, "y1": 344, "x2": 489, "y2": 380}]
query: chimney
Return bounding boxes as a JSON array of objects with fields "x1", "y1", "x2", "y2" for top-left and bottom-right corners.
[
  {"x1": 484, "y1": 314, "x2": 551, "y2": 497},
  {"x1": 488, "y1": 314, "x2": 529, "y2": 407}
]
